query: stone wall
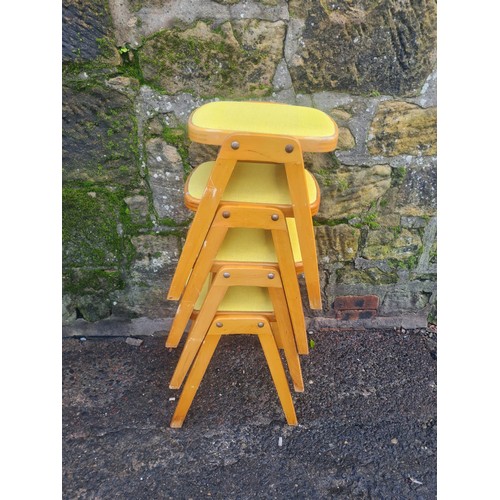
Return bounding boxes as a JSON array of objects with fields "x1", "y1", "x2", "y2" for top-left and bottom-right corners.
[{"x1": 62, "y1": 0, "x2": 437, "y2": 336}]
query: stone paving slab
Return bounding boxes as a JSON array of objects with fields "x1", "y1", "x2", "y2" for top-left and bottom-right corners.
[{"x1": 63, "y1": 329, "x2": 436, "y2": 499}]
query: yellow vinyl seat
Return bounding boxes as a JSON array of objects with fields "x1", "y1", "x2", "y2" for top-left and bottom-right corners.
[{"x1": 185, "y1": 161, "x2": 320, "y2": 215}]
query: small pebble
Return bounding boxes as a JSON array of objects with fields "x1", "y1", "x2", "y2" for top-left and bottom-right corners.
[
  {"x1": 126, "y1": 337, "x2": 144, "y2": 347},
  {"x1": 391, "y1": 438, "x2": 398, "y2": 445},
  {"x1": 80, "y1": 337, "x2": 87, "y2": 342},
  {"x1": 278, "y1": 437, "x2": 283, "y2": 447},
  {"x1": 169, "y1": 397, "x2": 175, "y2": 402}
]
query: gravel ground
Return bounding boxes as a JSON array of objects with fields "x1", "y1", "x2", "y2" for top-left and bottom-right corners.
[{"x1": 62, "y1": 328, "x2": 437, "y2": 499}]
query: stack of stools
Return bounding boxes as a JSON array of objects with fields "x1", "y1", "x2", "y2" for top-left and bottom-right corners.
[{"x1": 165, "y1": 101, "x2": 338, "y2": 427}]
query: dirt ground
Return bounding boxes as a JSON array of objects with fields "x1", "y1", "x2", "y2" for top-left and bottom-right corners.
[{"x1": 62, "y1": 328, "x2": 437, "y2": 499}]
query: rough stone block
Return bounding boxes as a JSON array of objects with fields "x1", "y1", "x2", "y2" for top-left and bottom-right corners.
[
  {"x1": 62, "y1": 188, "x2": 124, "y2": 269},
  {"x1": 380, "y1": 289, "x2": 429, "y2": 315},
  {"x1": 140, "y1": 20, "x2": 285, "y2": 97},
  {"x1": 62, "y1": 0, "x2": 120, "y2": 64},
  {"x1": 63, "y1": 268, "x2": 124, "y2": 322},
  {"x1": 368, "y1": 101, "x2": 437, "y2": 156},
  {"x1": 315, "y1": 224, "x2": 360, "y2": 263},
  {"x1": 336, "y1": 267, "x2": 399, "y2": 286},
  {"x1": 146, "y1": 138, "x2": 191, "y2": 224},
  {"x1": 188, "y1": 142, "x2": 220, "y2": 168},
  {"x1": 362, "y1": 228, "x2": 423, "y2": 261},
  {"x1": 112, "y1": 234, "x2": 181, "y2": 319},
  {"x1": 62, "y1": 84, "x2": 139, "y2": 186},
  {"x1": 315, "y1": 164, "x2": 392, "y2": 220},
  {"x1": 337, "y1": 127, "x2": 356, "y2": 150},
  {"x1": 124, "y1": 194, "x2": 150, "y2": 227},
  {"x1": 391, "y1": 163, "x2": 437, "y2": 217},
  {"x1": 288, "y1": 0, "x2": 437, "y2": 96}
]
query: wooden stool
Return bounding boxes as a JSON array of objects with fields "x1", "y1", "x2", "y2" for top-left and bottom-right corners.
[
  {"x1": 165, "y1": 204, "x2": 309, "y2": 355},
  {"x1": 169, "y1": 266, "x2": 302, "y2": 428},
  {"x1": 168, "y1": 264, "x2": 304, "y2": 395},
  {"x1": 167, "y1": 101, "x2": 338, "y2": 310},
  {"x1": 170, "y1": 314, "x2": 297, "y2": 428}
]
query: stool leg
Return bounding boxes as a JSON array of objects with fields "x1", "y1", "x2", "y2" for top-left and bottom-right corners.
[
  {"x1": 166, "y1": 225, "x2": 229, "y2": 348},
  {"x1": 169, "y1": 284, "x2": 227, "y2": 389},
  {"x1": 258, "y1": 329, "x2": 298, "y2": 426},
  {"x1": 167, "y1": 158, "x2": 236, "y2": 300},
  {"x1": 270, "y1": 321, "x2": 283, "y2": 350},
  {"x1": 285, "y1": 162, "x2": 322, "y2": 310},
  {"x1": 269, "y1": 288, "x2": 304, "y2": 393},
  {"x1": 170, "y1": 333, "x2": 221, "y2": 428},
  {"x1": 271, "y1": 227, "x2": 309, "y2": 355}
]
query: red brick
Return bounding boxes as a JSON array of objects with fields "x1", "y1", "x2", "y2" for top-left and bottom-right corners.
[
  {"x1": 335, "y1": 309, "x2": 378, "y2": 321},
  {"x1": 333, "y1": 295, "x2": 379, "y2": 311}
]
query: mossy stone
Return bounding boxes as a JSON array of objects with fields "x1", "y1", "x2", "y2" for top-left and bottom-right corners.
[
  {"x1": 63, "y1": 0, "x2": 120, "y2": 65},
  {"x1": 139, "y1": 20, "x2": 285, "y2": 97},
  {"x1": 63, "y1": 187, "x2": 124, "y2": 268},
  {"x1": 362, "y1": 228, "x2": 422, "y2": 261},
  {"x1": 62, "y1": 83, "x2": 140, "y2": 187},
  {"x1": 368, "y1": 101, "x2": 437, "y2": 156},
  {"x1": 288, "y1": 0, "x2": 436, "y2": 96},
  {"x1": 314, "y1": 165, "x2": 392, "y2": 220},
  {"x1": 375, "y1": 162, "x2": 436, "y2": 219},
  {"x1": 336, "y1": 267, "x2": 399, "y2": 285},
  {"x1": 315, "y1": 224, "x2": 361, "y2": 262}
]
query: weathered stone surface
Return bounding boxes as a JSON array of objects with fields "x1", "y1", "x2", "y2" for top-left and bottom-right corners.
[
  {"x1": 105, "y1": 76, "x2": 141, "y2": 96},
  {"x1": 409, "y1": 69, "x2": 437, "y2": 108},
  {"x1": 401, "y1": 216, "x2": 428, "y2": 228},
  {"x1": 63, "y1": 0, "x2": 120, "y2": 64},
  {"x1": 272, "y1": 59, "x2": 293, "y2": 90},
  {"x1": 62, "y1": 84, "x2": 139, "y2": 186},
  {"x1": 315, "y1": 164, "x2": 392, "y2": 220},
  {"x1": 124, "y1": 194, "x2": 150, "y2": 226},
  {"x1": 73, "y1": 294, "x2": 114, "y2": 322},
  {"x1": 368, "y1": 101, "x2": 437, "y2": 156},
  {"x1": 337, "y1": 126, "x2": 356, "y2": 150},
  {"x1": 112, "y1": 234, "x2": 180, "y2": 318},
  {"x1": 362, "y1": 228, "x2": 423, "y2": 261},
  {"x1": 146, "y1": 139, "x2": 191, "y2": 223},
  {"x1": 330, "y1": 108, "x2": 353, "y2": 123},
  {"x1": 63, "y1": 188, "x2": 123, "y2": 269},
  {"x1": 62, "y1": 294, "x2": 77, "y2": 324},
  {"x1": 288, "y1": 0, "x2": 437, "y2": 96},
  {"x1": 316, "y1": 224, "x2": 360, "y2": 263},
  {"x1": 63, "y1": 268, "x2": 125, "y2": 322},
  {"x1": 390, "y1": 163, "x2": 437, "y2": 216},
  {"x1": 145, "y1": 115, "x2": 165, "y2": 137},
  {"x1": 336, "y1": 267, "x2": 399, "y2": 285},
  {"x1": 62, "y1": 186, "x2": 134, "y2": 322},
  {"x1": 415, "y1": 217, "x2": 437, "y2": 274},
  {"x1": 114, "y1": 0, "x2": 289, "y2": 45},
  {"x1": 376, "y1": 213, "x2": 401, "y2": 228},
  {"x1": 140, "y1": 20, "x2": 285, "y2": 97},
  {"x1": 380, "y1": 288, "x2": 429, "y2": 315},
  {"x1": 188, "y1": 142, "x2": 220, "y2": 167}
]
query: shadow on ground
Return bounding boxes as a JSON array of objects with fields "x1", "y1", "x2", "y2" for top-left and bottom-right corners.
[{"x1": 62, "y1": 328, "x2": 436, "y2": 499}]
